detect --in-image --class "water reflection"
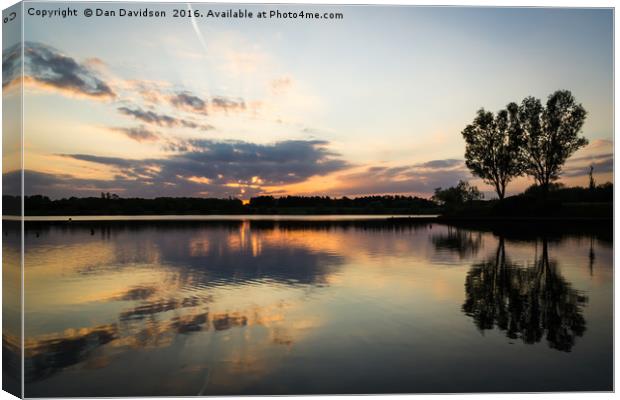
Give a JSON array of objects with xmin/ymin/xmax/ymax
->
[
  {"xmin": 32, "ymin": 221, "xmax": 346, "ymax": 287},
  {"xmin": 3, "ymin": 220, "xmax": 22, "ymax": 395},
  {"xmin": 24, "ymin": 221, "xmax": 351, "ymax": 389},
  {"xmin": 431, "ymin": 227, "xmax": 482, "ymax": 258},
  {"xmin": 26, "ymin": 324, "xmax": 118, "ymax": 383},
  {"xmin": 22, "ymin": 220, "xmax": 612, "ymax": 395},
  {"xmin": 461, "ymin": 238, "xmax": 587, "ymax": 352}
]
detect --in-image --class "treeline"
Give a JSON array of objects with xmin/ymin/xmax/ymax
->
[
  {"xmin": 434, "ymin": 181, "xmax": 613, "ymax": 219},
  {"xmin": 249, "ymin": 195, "xmax": 437, "ymax": 212},
  {"xmin": 4, "ymin": 194, "xmax": 440, "ymax": 216},
  {"xmin": 523, "ymin": 181, "xmax": 613, "ymax": 203},
  {"xmin": 2, "ymin": 183, "xmax": 611, "ymax": 217},
  {"xmin": 13, "ymin": 195, "xmax": 244, "ymax": 216}
]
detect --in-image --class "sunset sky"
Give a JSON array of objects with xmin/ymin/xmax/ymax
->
[{"xmin": 3, "ymin": 4, "xmax": 613, "ymax": 199}]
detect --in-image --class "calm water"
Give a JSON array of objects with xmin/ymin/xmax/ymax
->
[{"xmin": 8, "ymin": 218, "xmax": 613, "ymax": 395}]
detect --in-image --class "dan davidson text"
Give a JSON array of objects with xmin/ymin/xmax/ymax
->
[{"xmin": 95, "ymin": 8, "xmax": 167, "ymax": 17}]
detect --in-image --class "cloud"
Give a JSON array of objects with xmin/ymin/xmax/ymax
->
[
  {"xmin": 123, "ymin": 79, "xmax": 171, "ymax": 105},
  {"xmin": 109, "ymin": 126, "xmax": 160, "ymax": 142},
  {"xmin": 169, "ymin": 92, "xmax": 208, "ymax": 114},
  {"xmin": 65, "ymin": 154, "xmax": 140, "ymax": 169},
  {"xmin": 413, "ymin": 159, "xmax": 463, "ymax": 169},
  {"xmin": 117, "ymin": 106, "xmax": 213, "ymax": 131},
  {"xmin": 3, "ymin": 42, "xmax": 115, "ymax": 99},
  {"xmin": 568, "ymin": 152, "xmax": 613, "ymax": 164},
  {"xmin": 18, "ymin": 140, "xmax": 349, "ymax": 198},
  {"xmin": 127, "ymin": 83, "xmax": 253, "ymax": 118},
  {"xmin": 563, "ymin": 153, "xmax": 613, "ymax": 178},
  {"xmin": 122, "ymin": 80, "xmax": 257, "ymax": 121},
  {"xmin": 333, "ymin": 159, "xmax": 470, "ymax": 196},
  {"xmin": 179, "ymin": 139, "xmax": 350, "ymax": 185},
  {"xmin": 117, "ymin": 106, "xmax": 176, "ymax": 127},
  {"xmin": 561, "ymin": 139, "xmax": 614, "ymax": 178},
  {"xmin": 270, "ymin": 77, "xmax": 293, "ymax": 94},
  {"xmin": 6, "ymin": 170, "xmax": 131, "ymax": 199},
  {"xmin": 2, "ymin": 43, "xmax": 21, "ymax": 88},
  {"xmin": 210, "ymin": 96, "xmax": 246, "ymax": 113}
]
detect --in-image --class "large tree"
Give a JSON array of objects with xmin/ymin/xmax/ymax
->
[
  {"xmin": 461, "ymin": 103, "xmax": 524, "ymax": 200},
  {"xmin": 518, "ymin": 90, "xmax": 588, "ymax": 193}
]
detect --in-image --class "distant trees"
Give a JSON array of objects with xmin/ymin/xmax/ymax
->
[
  {"xmin": 249, "ymin": 195, "xmax": 438, "ymax": 213},
  {"xmin": 462, "ymin": 90, "xmax": 588, "ymax": 198},
  {"xmin": 17, "ymin": 194, "xmax": 440, "ymax": 216},
  {"xmin": 432, "ymin": 180, "xmax": 483, "ymax": 206},
  {"xmin": 101, "ymin": 192, "xmax": 119, "ymax": 200}
]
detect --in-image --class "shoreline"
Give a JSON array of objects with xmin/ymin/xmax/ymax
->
[
  {"xmin": 2, "ymin": 214, "xmax": 611, "ymax": 223},
  {"xmin": 3, "ymin": 214, "xmax": 437, "ymax": 222}
]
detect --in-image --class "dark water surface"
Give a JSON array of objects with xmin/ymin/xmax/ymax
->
[{"xmin": 12, "ymin": 218, "xmax": 612, "ymax": 396}]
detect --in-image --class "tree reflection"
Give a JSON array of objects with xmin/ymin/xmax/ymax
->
[
  {"xmin": 432, "ymin": 227, "xmax": 482, "ymax": 258},
  {"xmin": 589, "ymin": 237, "xmax": 595, "ymax": 277},
  {"xmin": 462, "ymin": 237, "xmax": 587, "ymax": 352}
]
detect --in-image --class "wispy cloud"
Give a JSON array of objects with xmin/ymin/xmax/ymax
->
[
  {"xmin": 117, "ymin": 106, "xmax": 213, "ymax": 131},
  {"xmin": 562, "ymin": 139, "xmax": 614, "ymax": 178},
  {"xmin": 109, "ymin": 126, "xmax": 160, "ymax": 143},
  {"xmin": 332, "ymin": 159, "xmax": 470, "ymax": 196},
  {"xmin": 210, "ymin": 96, "xmax": 246, "ymax": 113},
  {"xmin": 270, "ymin": 77, "xmax": 293, "ymax": 95}
]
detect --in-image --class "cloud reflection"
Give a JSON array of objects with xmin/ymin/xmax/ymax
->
[{"xmin": 21, "ymin": 220, "xmax": 608, "ymax": 395}]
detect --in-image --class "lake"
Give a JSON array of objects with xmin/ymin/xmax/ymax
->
[{"xmin": 6, "ymin": 217, "xmax": 613, "ymax": 396}]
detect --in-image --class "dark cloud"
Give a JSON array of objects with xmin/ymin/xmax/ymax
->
[
  {"xmin": 16, "ymin": 140, "xmax": 349, "ymax": 198},
  {"xmin": 60, "ymin": 154, "xmax": 162, "ymax": 182},
  {"xmin": 335, "ymin": 159, "xmax": 470, "ymax": 196},
  {"xmin": 178, "ymin": 139, "xmax": 349, "ymax": 185},
  {"xmin": 62, "ymin": 154, "xmax": 138, "ymax": 169},
  {"xmin": 14, "ymin": 152, "xmax": 466, "ymax": 199},
  {"xmin": 140, "ymin": 88, "xmax": 249, "ymax": 117},
  {"xmin": 210, "ymin": 96, "xmax": 246, "ymax": 113},
  {"xmin": 2, "ymin": 43, "xmax": 21, "ymax": 88},
  {"xmin": 170, "ymin": 92, "xmax": 207, "ymax": 114},
  {"xmin": 110, "ymin": 126, "xmax": 160, "ymax": 142},
  {"xmin": 124, "ymin": 83, "xmax": 252, "ymax": 121},
  {"xmin": 3, "ymin": 42, "xmax": 114, "ymax": 99},
  {"xmin": 117, "ymin": 106, "xmax": 213, "ymax": 131}
]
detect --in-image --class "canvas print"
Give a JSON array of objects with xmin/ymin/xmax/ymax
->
[{"xmin": 1, "ymin": 1, "xmax": 614, "ymax": 397}]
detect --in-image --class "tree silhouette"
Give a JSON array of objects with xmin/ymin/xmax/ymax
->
[
  {"xmin": 432, "ymin": 180, "xmax": 482, "ymax": 206},
  {"xmin": 462, "ymin": 237, "xmax": 587, "ymax": 352},
  {"xmin": 462, "ymin": 103, "xmax": 524, "ymax": 199},
  {"xmin": 518, "ymin": 90, "xmax": 588, "ymax": 194},
  {"xmin": 589, "ymin": 165, "xmax": 596, "ymax": 191}
]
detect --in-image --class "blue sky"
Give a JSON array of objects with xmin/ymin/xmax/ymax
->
[{"xmin": 4, "ymin": 4, "xmax": 613, "ymax": 198}]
